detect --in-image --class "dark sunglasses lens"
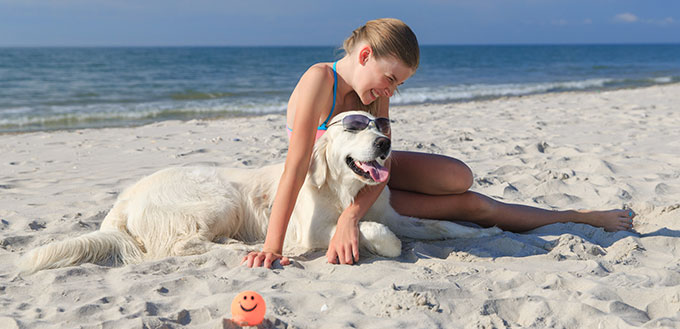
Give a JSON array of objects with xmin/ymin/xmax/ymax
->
[
  {"xmin": 343, "ymin": 115, "xmax": 370, "ymax": 131},
  {"xmin": 375, "ymin": 118, "xmax": 391, "ymax": 134}
]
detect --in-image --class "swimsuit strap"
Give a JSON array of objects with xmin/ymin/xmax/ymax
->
[{"xmin": 318, "ymin": 61, "xmax": 338, "ymax": 130}]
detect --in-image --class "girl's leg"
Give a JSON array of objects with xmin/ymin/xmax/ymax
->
[
  {"xmin": 388, "ymin": 151, "xmax": 635, "ymax": 232},
  {"xmin": 388, "ymin": 189, "xmax": 633, "ymax": 232},
  {"xmin": 388, "ymin": 151, "xmax": 474, "ymax": 195}
]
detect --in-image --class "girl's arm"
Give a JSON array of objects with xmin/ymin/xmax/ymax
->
[
  {"xmin": 326, "ymin": 97, "xmax": 391, "ymax": 265},
  {"xmin": 326, "ymin": 161, "xmax": 391, "ymax": 264},
  {"xmin": 243, "ymin": 65, "xmax": 334, "ymax": 268}
]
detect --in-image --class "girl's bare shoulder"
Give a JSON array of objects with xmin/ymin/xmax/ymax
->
[
  {"xmin": 288, "ymin": 63, "xmax": 335, "ymax": 117},
  {"xmin": 298, "ymin": 62, "xmax": 335, "ymax": 86}
]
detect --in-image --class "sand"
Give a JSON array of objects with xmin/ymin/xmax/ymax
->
[{"xmin": 1, "ymin": 84, "xmax": 680, "ymax": 328}]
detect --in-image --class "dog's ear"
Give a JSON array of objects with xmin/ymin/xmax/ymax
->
[{"xmin": 308, "ymin": 136, "xmax": 329, "ymax": 188}]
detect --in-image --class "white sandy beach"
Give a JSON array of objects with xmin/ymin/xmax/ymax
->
[{"xmin": 1, "ymin": 84, "xmax": 680, "ymax": 328}]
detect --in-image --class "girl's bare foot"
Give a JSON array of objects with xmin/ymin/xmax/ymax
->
[{"xmin": 577, "ymin": 209, "xmax": 636, "ymax": 232}]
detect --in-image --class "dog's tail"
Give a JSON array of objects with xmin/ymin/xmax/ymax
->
[{"xmin": 17, "ymin": 229, "xmax": 144, "ymax": 274}]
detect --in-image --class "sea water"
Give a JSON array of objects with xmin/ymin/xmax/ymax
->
[{"xmin": 1, "ymin": 44, "xmax": 679, "ymax": 132}]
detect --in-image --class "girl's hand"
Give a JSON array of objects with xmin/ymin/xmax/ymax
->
[
  {"xmin": 326, "ymin": 218, "xmax": 360, "ymax": 265},
  {"xmin": 242, "ymin": 250, "xmax": 290, "ymax": 268}
]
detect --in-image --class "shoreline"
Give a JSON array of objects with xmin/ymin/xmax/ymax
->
[
  {"xmin": 2, "ymin": 82, "xmax": 679, "ymax": 136},
  {"xmin": 1, "ymin": 83, "xmax": 679, "ymax": 328}
]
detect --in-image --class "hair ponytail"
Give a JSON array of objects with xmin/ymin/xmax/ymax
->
[{"xmin": 343, "ymin": 18, "xmax": 419, "ymax": 70}]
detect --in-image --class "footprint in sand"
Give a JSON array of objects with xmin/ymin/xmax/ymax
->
[{"xmin": 28, "ymin": 220, "xmax": 46, "ymax": 231}]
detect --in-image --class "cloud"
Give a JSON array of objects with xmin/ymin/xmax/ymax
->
[
  {"xmin": 653, "ymin": 17, "xmax": 675, "ymax": 26},
  {"xmin": 548, "ymin": 18, "xmax": 595, "ymax": 26},
  {"xmin": 614, "ymin": 13, "xmax": 638, "ymax": 23},
  {"xmin": 551, "ymin": 19, "xmax": 568, "ymax": 26},
  {"xmin": 613, "ymin": 13, "xmax": 676, "ymax": 26}
]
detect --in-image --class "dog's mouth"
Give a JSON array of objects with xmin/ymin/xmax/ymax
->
[{"xmin": 346, "ymin": 156, "xmax": 389, "ymax": 183}]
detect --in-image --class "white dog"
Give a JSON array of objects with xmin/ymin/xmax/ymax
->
[{"xmin": 18, "ymin": 111, "xmax": 501, "ymax": 273}]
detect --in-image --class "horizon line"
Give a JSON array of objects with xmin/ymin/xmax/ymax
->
[{"xmin": 1, "ymin": 41, "xmax": 680, "ymax": 48}]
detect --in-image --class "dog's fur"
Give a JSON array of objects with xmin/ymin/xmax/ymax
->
[{"xmin": 18, "ymin": 111, "xmax": 501, "ymax": 273}]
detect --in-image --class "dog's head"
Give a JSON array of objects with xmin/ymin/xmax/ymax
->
[{"xmin": 309, "ymin": 111, "xmax": 391, "ymax": 192}]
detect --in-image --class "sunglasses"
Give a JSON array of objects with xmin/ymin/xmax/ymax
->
[{"xmin": 328, "ymin": 114, "xmax": 391, "ymax": 135}]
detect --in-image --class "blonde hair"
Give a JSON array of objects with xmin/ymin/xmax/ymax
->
[
  {"xmin": 342, "ymin": 18, "xmax": 420, "ymax": 115},
  {"xmin": 343, "ymin": 18, "xmax": 420, "ymax": 70}
]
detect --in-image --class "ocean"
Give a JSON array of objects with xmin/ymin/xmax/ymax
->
[{"xmin": 1, "ymin": 44, "xmax": 679, "ymax": 133}]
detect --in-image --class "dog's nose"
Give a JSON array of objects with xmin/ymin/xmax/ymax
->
[{"xmin": 374, "ymin": 137, "xmax": 391, "ymax": 158}]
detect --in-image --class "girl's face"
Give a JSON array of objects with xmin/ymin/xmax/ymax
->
[{"xmin": 355, "ymin": 47, "xmax": 415, "ymax": 105}]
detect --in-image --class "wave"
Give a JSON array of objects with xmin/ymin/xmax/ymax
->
[
  {"xmin": 390, "ymin": 76, "xmax": 679, "ymax": 105},
  {"xmin": 2, "ymin": 75, "xmax": 677, "ymax": 133},
  {"xmin": 170, "ymin": 90, "xmax": 286, "ymax": 101},
  {"xmin": 170, "ymin": 91, "xmax": 237, "ymax": 100},
  {"xmin": 652, "ymin": 76, "xmax": 673, "ymax": 83},
  {"xmin": 0, "ymin": 100, "xmax": 287, "ymax": 133}
]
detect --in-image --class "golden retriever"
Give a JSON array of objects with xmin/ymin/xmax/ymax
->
[{"xmin": 18, "ymin": 111, "xmax": 500, "ymax": 273}]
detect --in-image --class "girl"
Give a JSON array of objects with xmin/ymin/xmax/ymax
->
[{"xmin": 243, "ymin": 18, "xmax": 635, "ymax": 268}]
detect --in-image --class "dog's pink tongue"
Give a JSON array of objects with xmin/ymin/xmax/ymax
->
[{"xmin": 357, "ymin": 161, "xmax": 389, "ymax": 183}]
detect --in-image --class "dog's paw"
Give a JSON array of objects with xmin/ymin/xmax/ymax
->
[
  {"xmin": 372, "ymin": 233, "xmax": 402, "ymax": 258},
  {"xmin": 359, "ymin": 222, "xmax": 402, "ymax": 258}
]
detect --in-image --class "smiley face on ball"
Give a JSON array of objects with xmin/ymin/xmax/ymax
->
[{"xmin": 230, "ymin": 291, "xmax": 266, "ymax": 326}]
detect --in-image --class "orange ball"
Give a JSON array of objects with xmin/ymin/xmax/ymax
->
[{"xmin": 230, "ymin": 291, "xmax": 266, "ymax": 326}]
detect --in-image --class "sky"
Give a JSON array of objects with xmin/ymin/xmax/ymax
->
[{"xmin": 0, "ymin": 0, "xmax": 678, "ymax": 47}]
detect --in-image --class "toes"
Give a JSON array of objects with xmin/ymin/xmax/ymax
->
[
  {"xmin": 619, "ymin": 218, "xmax": 634, "ymax": 230},
  {"xmin": 608, "ymin": 215, "xmax": 635, "ymax": 231},
  {"xmin": 618, "ymin": 218, "xmax": 633, "ymax": 227},
  {"xmin": 616, "ymin": 209, "xmax": 636, "ymax": 220}
]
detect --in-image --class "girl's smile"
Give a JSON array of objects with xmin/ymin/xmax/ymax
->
[{"xmin": 355, "ymin": 48, "xmax": 414, "ymax": 105}]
